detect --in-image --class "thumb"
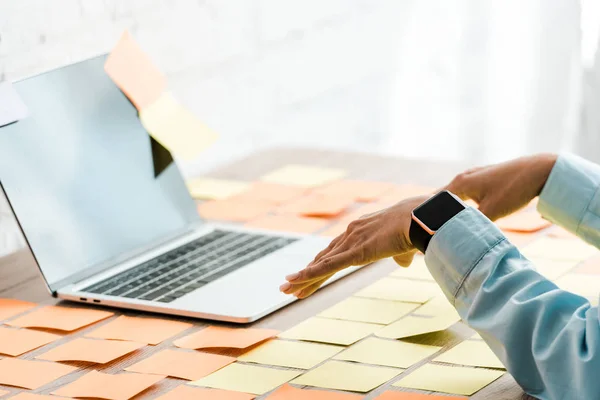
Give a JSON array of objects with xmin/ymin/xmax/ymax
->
[{"xmin": 393, "ymin": 251, "xmax": 416, "ymax": 267}]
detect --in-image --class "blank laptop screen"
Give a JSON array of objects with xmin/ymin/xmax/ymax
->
[{"xmin": 0, "ymin": 55, "xmax": 200, "ymax": 289}]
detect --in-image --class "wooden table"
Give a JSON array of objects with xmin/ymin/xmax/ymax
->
[{"xmin": 0, "ymin": 148, "xmax": 532, "ymax": 399}]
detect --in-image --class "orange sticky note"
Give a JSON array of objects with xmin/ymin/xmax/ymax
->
[
  {"xmin": 8, "ymin": 394, "xmax": 67, "ymax": 400},
  {"xmin": 0, "ymin": 298, "xmax": 37, "ymax": 321},
  {"xmin": 278, "ymin": 194, "xmax": 352, "ymax": 218},
  {"xmin": 104, "ymin": 31, "xmax": 166, "ymax": 110},
  {"xmin": 36, "ymin": 337, "xmax": 144, "ymax": 364},
  {"xmin": 7, "ymin": 306, "xmax": 113, "ymax": 332},
  {"xmin": 52, "ymin": 370, "xmax": 164, "ymax": 400},
  {"xmin": 85, "ymin": 315, "xmax": 192, "ymax": 345},
  {"xmin": 245, "ymin": 215, "xmax": 329, "ymax": 234},
  {"xmin": 235, "ymin": 182, "xmax": 308, "ymax": 205},
  {"xmin": 0, "ymin": 358, "xmax": 77, "ymax": 389},
  {"xmin": 125, "ymin": 348, "xmax": 235, "ymax": 380},
  {"xmin": 496, "ymin": 212, "xmax": 551, "ymax": 233},
  {"xmin": 156, "ymin": 385, "xmax": 255, "ymax": 400},
  {"xmin": 0, "ymin": 327, "xmax": 60, "ymax": 356},
  {"xmin": 314, "ymin": 180, "xmax": 397, "ymax": 202},
  {"xmin": 174, "ymin": 326, "xmax": 278, "ymax": 350},
  {"xmin": 198, "ymin": 199, "xmax": 272, "ymax": 222},
  {"xmin": 266, "ymin": 383, "xmax": 363, "ymax": 399},
  {"xmin": 373, "ymin": 391, "xmax": 466, "ymax": 400}
]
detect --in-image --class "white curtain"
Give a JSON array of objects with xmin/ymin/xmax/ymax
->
[{"xmin": 384, "ymin": 0, "xmax": 592, "ymax": 165}]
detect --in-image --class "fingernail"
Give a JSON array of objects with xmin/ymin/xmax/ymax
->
[
  {"xmin": 286, "ymin": 273, "xmax": 300, "ymax": 281},
  {"xmin": 279, "ymin": 282, "xmax": 291, "ymax": 292}
]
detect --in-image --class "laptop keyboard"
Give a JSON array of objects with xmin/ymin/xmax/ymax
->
[{"xmin": 82, "ymin": 230, "xmax": 297, "ymax": 303}]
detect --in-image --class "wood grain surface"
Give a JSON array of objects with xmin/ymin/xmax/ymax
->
[{"xmin": 0, "ymin": 148, "xmax": 535, "ymax": 399}]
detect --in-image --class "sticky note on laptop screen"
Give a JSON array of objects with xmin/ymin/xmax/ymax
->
[
  {"xmin": 104, "ymin": 31, "xmax": 166, "ymax": 110},
  {"xmin": 140, "ymin": 92, "xmax": 218, "ymax": 160},
  {"xmin": 260, "ymin": 165, "xmax": 347, "ymax": 187},
  {"xmin": 0, "ymin": 82, "xmax": 29, "ymax": 127}
]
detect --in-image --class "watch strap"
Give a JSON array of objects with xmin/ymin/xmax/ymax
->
[{"xmin": 409, "ymin": 218, "xmax": 432, "ymax": 253}]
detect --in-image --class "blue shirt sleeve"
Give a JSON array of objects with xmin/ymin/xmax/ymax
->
[{"xmin": 425, "ymin": 154, "xmax": 600, "ymax": 400}]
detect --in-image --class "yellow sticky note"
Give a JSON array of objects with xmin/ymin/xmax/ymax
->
[
  {"xmin": 191, "ymin": 363, "xmax": 300, "ymax": 395},
  {"xmin": 279, "ymin": 317, "xmax": 382, "ymax": 346},
  {"xmin": 238, "ymin": 339, "xmax": 342, "ymax": 369},
  {"xmin": 356, "ymin": 278, "xmax": 442, "ymax": 304},
  {"xmin": 319, "ymin": 297, "xmax": 418, "ymax": 325},
  {"xmin": 156, "ymin": 386, "xmax": 255, "ymax": 400},
  {"xmin": 393, "ymin": 364, "xmax": 504, "ymax": 396},
  {"xmin": 186, "ymin": 178, "xmax": 250, "ymax": 200},
  {"xmin": 389, "ymin": 256, "xmax": 435, "ymax": 281},
  {"xmin": 334, "ymin": 337, "xmax": 441, "ymax": 369},
  {"xmin": 140, "ymin": 93, "xmax": 218, "ymax": 160},
  {"xmin": 527, "ymin": 256, "xmax": 578, "ymax": 280},
  {"xmin": 434, "ymin": 340, "xmax": 504, "ymax": 369},
  {"xmin": 415, "ymin": 297, "xmax": 460, "ymax": 319},
  {"xmin": 376, "ymin": 315, "xmax": 459, "ymax": 339},
  {"xmin": 291, "ymin": 360, "xmax": 402, "ymax": 393},
  {"xmin": 260, "ymin": 165, "xmax": 347, "ymax": 187},
  {"xmin": 555, "ymin": 274, "xmax": 600, "ymax": 297},
  {"xmin": 521, "ymin": 237, "xmax": 598, "ymax": 262}
]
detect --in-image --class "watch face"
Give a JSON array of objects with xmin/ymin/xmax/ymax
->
[{"xmin": 413, "ymin": 191, "xmax": 465, "ymax": 231}]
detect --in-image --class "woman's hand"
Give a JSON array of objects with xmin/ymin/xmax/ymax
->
[
  {"xmin": 445, "ymin": 153, "xmax": 557, "ymax": 221},
  {"xmin": 280, "ymin": 195, "xmax": 428, "ymax": 298}
]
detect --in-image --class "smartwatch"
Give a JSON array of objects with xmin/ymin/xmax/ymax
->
[{"xmin": 409, "ymin": 190, "xmax": 466, "ymax": 253}]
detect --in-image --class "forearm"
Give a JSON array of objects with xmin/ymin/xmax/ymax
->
[{"xmin": 426, "ymin": 208, "xmax": 600, "ymax": 399}]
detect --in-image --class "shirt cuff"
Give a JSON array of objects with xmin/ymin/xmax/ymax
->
[
  {"xmin": 537, "ymin": 153, "xmax": 600, "ymax": 235},
  {"xmin": 424, "ymin": 207, "xmax": 506, "ymax": 303}
]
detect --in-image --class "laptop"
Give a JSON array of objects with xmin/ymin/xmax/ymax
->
[{"xmin": 0, "ymin": 55, "xmax": 360, "ymax": 323}]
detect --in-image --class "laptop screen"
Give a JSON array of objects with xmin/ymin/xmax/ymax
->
[{"xmin": 0, "ymin": 55, "xmax": 200, "ymax": 290}]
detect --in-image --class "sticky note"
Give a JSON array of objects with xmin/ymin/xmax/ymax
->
[
  {"xmin": 104, "ymin": 31, "xmax": 166, "ymax": 110},
  {"xmin": 318, "ymin": 297, "xmax": 418, "ymax": 325},
  {"xmin": 52, "ymin": 370, "xmax": 164, "ymax": 400},
  {"xmin": 85, "ymin": 315, "xmax": 192, "ymax": 345},
  {"xmin": 555, "ymin": 274, "xmax": 600, "ymax": 297},
  {"xmin": 235, "ymin": 182, "xmax": 308, "ymax": 205},
  {"xmin": 434, "ymin": 340, "xmax": 504, "ymax": 369},
  {"xmin": 0, "ymin": 298, "xmax": 37, "ymax": 321},
  {"xmin": 261, "ymin": 165, "xmax": 347, "ymax": 187},
  {"xmin": 495, "ymin": 212, "xmax": 551, "ymax": 233},
  {"xmin": 575, "ymin": 255, "xmax": 600, "ymax": 275},
  {"xmin": 313, "ymin": 180, "xmax": 397, "ymax": 202},
  {"xmin": 334, "ymin": 337, "xmax": 441, "ymax": 369},
  {"xmin": 389, "ymin": 257, "xmax": 434, "ymax": 281},
  {"xmin": 392, "ymin": 364, "xmax": 504, "ymax": 396},
  {"xmin": 36, "ymin": 337, "xmax": 144, "ymax": 364},
  {"xmin": 527, "ymin": 256, "xmax": 577, "ymax": 280},
  {"xmin": 278, "ymin": 194, "xmax": 353, "ymax": 218},
  {"xmin": 291, "ymin": 360, "xmax": 402, "ymax": 393},
  {"xmin": 415, "ymin": 297, "xmax": 460, "ymax": 319},
  {"xmin": 279, "ymin": 317, "xmax": 381, "ymax": 345},
  {"xmin": 373, "ymin": 391, "xmax": 467, "ymax": 400},
  {"xmin": 174, "ymin": 326, "xmax": 279, "ymax": 350},
  {"xmin": 0, "ymin": 358, "xmax": 77, "ymax": 389},
  {"xmin": 238, "ymin": 339, "xmax": 342, "ymax": 369},
  {"xmin": 521, "ymin": 237, "xmax": 598, "ymax": 262},
  {"xmin": 156, "ymin": 385, "xmax": 255, "ymax": 400},
  {"xmin": 187, "ymin": 178, "xmax": 250, "ymax": 200},
  {"xmin": 125, "ymin": 348, "xmax": 235, "ymax": 380},
  {"xmin": 356, "ymin": 278, "xmax": 441, "ymax": 304},
  {"xmin": 7, "ymin": 305, "xmax": 113, "ymax": 331},
  {"xmin": 191, "ymin": 363, "xmax": 300, "ymax": 395},
  {"xmin": 0, "ymin": 327, "xmax": 60, "ymax": 356},
  {"xmin": 198, "ymin": 199, "xmax": 272, "ymax": 223},
  {"xmin": 376, "ymin": 315, "xmax": 459, "ymax": 339},
  {"xmin": 0, "ymin": 82, "xmax": 29, "ymax": 127},
  {"xmin": 245, "ymin": 215, "xmax": 329, "ymax": 234},
  {"xmin": 140, "ymin": 93, "xmax": 218, "ymax": 160},
  {"xmin": 266, "ymin": 383, "xmax": 363, "ymax": 399}
]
